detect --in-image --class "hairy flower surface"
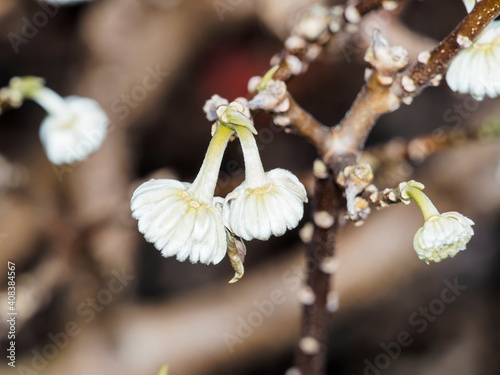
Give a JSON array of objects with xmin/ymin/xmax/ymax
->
[
  {"xmin": 414, "ymin": 212, "xmax": 474, "ymax": 263},
  {"xmin": 446, "ymin": 1, "xmax": 500, "ymax": 100},
  {"xmin": 131, "ymin": 179, "xmax": 227, "ymax": 264},
  {"xmin": 223, "ymin": 125, "xmax": 307, "ymax": 241},
  {"xmin": 131, "ymin": 125, "xmax": 233, "ymax": 265},
  {"xmin": 400, "ymin": 181, "xmax": 474, "ymax": 263}
]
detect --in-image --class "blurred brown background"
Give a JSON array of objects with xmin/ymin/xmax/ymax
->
[{"xmin": 0, "ymin": 0, "xmax": 499, "ymax": 374}]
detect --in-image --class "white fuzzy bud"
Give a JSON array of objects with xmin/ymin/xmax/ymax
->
[{"xmin": 414, "ymin": 212, "xmax": 474, "ymax": 263}]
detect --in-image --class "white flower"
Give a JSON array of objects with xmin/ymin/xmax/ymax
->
[
  {"xmin": 400, "ymin": 180, "xmax": 474, "ymax": 263},
  {"xmin": 224, "ymin": 168, "xmax": 308, "ymax": 241},
  {"xmin": 131, "ymin": 179, "xmax": 227, "ymax": 264},
  {"xmin": 131, "ymin": 124, "xmax": 234, "ymax": 265},
  {"xmin": 37, "ymin": 91, "xmax": 108, "ymax": 165},
  {"xmin": 221, "ymin": 114, "xmax": 307, "ymax": 241},
  {"xmin": 414, "ymin": 212, "xmax": 474, "ymax": 263},
  {"xmin": 9, "ymin": 77, "xmax": 108, "ymax": 165},
  {"xmin": 445, "ymin": 2, "xmax": 500, "ymax": 100}
]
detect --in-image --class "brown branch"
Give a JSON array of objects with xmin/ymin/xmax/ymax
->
[
  {"xmin": 290, "ymin": 3, "xmax": 500, "ymax": 372},
  {"xmin": 360, "ymin": 184, "xmax": 402, "ymax": 209},
  {"xmin": 328, "ymin": 72, "xmax": 400, "ymax": 159},
  {"xmin": 353, "ymin": 0, "xmax": 405, "ymax": 15},
  {"xmin": 0, "ymin": 87, "xmax": 22, "ymax": 114},
  {"xmin": 296, "ymin": 170, "xmax": 343, "ymax": 375},
  {"xmin": 406, "ymin": 0, "xmax": 500, "ymax": 94},
  {"xmin": 247, "ymin": 2, "xmax": 500, "ymax": 374},
  {"xmin": 365, "ymin": 125, "xmax": 484, "ymax": 166},
  {"xmin": 271, "ymin": 1, "xmax": 402, "ymax": 83},
  {"xmin": 323, "ymin": 0, "xmax": 500, "ymax": 171},
  {"xmin": 282, "ymin": 93, "xmax": 331, "ymax": 147}
]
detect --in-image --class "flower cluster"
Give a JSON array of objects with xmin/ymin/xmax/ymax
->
[
  {"xmin": 131, "ymin": 99, "xmax": 308, "ymax": 280},
  {"xmin": 399, "ymin": 181, "xmax": 474, "ymax": 263},
  {"xmin": 445, "ymin": 0, "xmax": 500, "ymax": 100},
  {"xmin": 9, "ymin": 76, "xmax": 108, "ymax": 165}
]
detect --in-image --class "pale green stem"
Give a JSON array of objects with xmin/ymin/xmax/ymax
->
[
  {"xmin": 235, "ymin": 126, "xmax": 268, "ymax": 189},
  {"xmin": 10, "ymin": 77, "xmax": 69, "ymax": 117},
  {"xmin": 31, "ymin": 87, "xmax": 70, "ymax": 117},
  {"xmin": 404, "ymin": 186, "xmax": 440, "ymax": 221},
  {"xmin": 189, "ymin": 125, "xmax": 234, "ymax": 203},
  {"xmin": 257, "ymin": 65, "xmax": 279, "ymax": 91}
]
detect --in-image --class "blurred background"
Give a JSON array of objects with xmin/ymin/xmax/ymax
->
[{"xmin": 0, "ymin": 0, "xmax": 499, "ymax": 374}]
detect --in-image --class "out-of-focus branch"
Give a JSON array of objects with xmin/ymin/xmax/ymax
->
[
  {"xmin": 0, "ymin": 154, "xmax": 29, "ymax": 192},
  {"xmin": 0, "ymin": 86, "xmax": 22, "ymax": 114},
  {"xmin": 0, "ymin": 257, "xmax": 70, "ymax": 334},
  {"xmin": 270, "ymin": 1, "xmax": 403, "ymax": 83},
  {"xmin": 365, "ymin": 121, "xmax": 500, "ymax": 168},
  {"xmin": 353, "ymin": 0, "xmax": 405, "ymax": 15}
]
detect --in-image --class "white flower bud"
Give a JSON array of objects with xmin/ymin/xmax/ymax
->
[
  {"xmin": 400, "ymin": 180, "xmax": 474, "ymax": 263},
  {"xmin": 295, "ymin": 5, "xmax": 330, "ymax": 41},
  {"xmin": 414, "ymin": 212, "xmax": 474, "ymax": 263},
  {"xmin": 216, "ymin": 101, "xmax": 256, "ymax": 134},
  {"xmin": 203, "ymin": 94, "xmax": 229, "ymax": 121}
]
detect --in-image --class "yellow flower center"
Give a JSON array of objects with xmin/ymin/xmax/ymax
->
[
  {"xmin": 246, "ymin": 184, "xmax": 272, "ymax": 195},
  {"xmin": 181, "ymin": 191, "xmax": 202, "ymax": 208},
  {"xmin": 189, "ymin": 200, "xmax": 200, "ymax": 208}
]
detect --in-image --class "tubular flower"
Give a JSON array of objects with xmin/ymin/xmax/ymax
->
[
  {"xmin": 400, "ymin": 181, "xmax": 474, "ymax": 264},
  {"xmin": 131, "ymin": 125, "xmax": 233, "ymax": 265},
  {"xmin": 221, "ymin": 106, "xmax": 308, "ymax": 241},
  {"xmin": 10, "ymin": 76, "xmax": 108, "ymax": 165},
  {"xmin": 445, "ymin": 1, "xmax": 500, "ymax": 100}
]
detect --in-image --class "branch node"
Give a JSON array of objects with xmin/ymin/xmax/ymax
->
[
  {"xmin": 299, "ymin": 336, "xmax": 321, "ymax": 355},
  {"xmin": 364, "ymin": 29, "xmax": 408, "ymax": 86},
  {"xmin": 313, "ymin": 210, "xmax": 335, "ymax": 229}
]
